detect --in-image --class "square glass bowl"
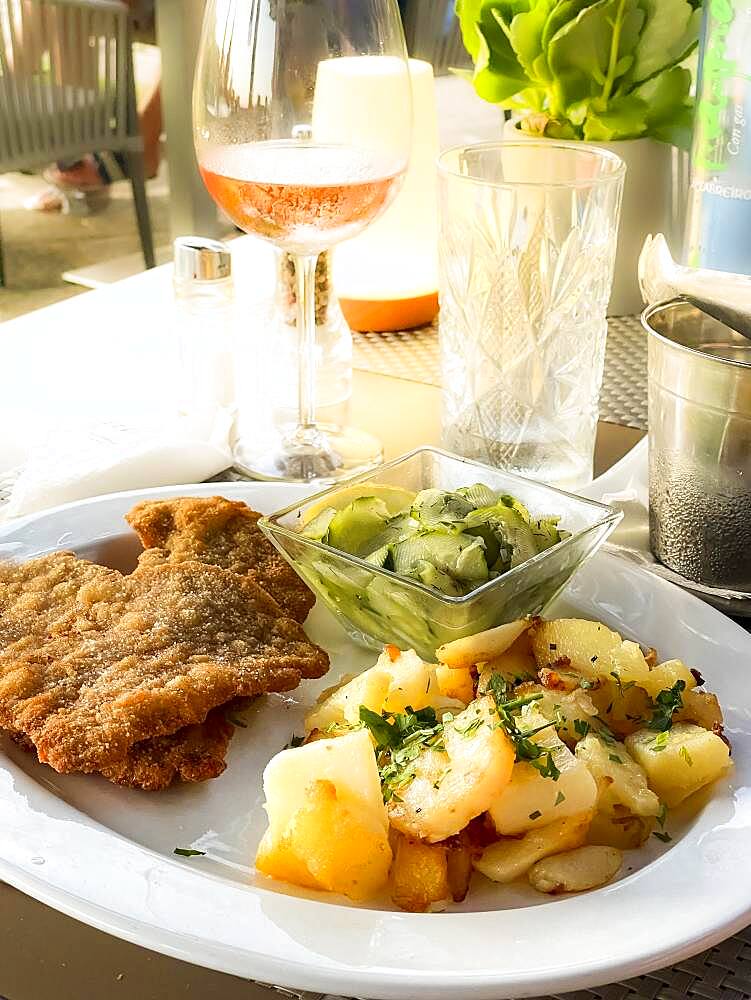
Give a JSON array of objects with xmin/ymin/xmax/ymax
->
[{"xmin": 260, "ymin": 448, "xmax": 621, "ymax": 660}]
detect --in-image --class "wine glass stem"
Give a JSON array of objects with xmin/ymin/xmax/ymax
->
[{"xmin": 295, "ymin": 252, "xmax": 318, "ymax": 432}]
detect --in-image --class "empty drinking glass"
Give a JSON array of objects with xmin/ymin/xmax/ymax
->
[{"xmin": 438, "ymin": 142, "xmax": 625, "ymax": 491}]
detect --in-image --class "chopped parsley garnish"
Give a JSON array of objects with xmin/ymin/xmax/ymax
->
[
  {"xmin": 657, "ymin": 802, "xmax": 668, "ymax": 827},
  {"xmin": 652, "ymin": 831, "xmax": 672, "ymax": 843},
  {"xmin": 555, "ymin": 790, "xmax": 566, "ymax": 806},
  {"xmin": 580, "ymin": 677, "xmax": 595, "ymax": 689},
  {"xmin": 574, "ymin": 719, "xmax": 590, "ymax": 738},
  {"xmin": 360, "ymin": 704, "xmax": 446, "ymax": 803},
  {"xmin": 173, "ymin": 848, "xmax": 206, "ymax": 857},
  {"xmin": 648, "ymin": 680, "xmax": 685, "ymax": 732},
  {"xmin": 608, "ymin": 753, "xmax": 623, "ymax": 765},
  {"xmin": 529, "ymin": 809, "xmax": 542, "ymax": 820},
  {"xmin": 284, "ymin": 734, "xmax": 306, "ymax": 749},
  {"xmin": 679, "ymin": 745, "xmax": 693, "ymax": 767},
  {"xmin": 590, "ymin": 656, "xmax": 598, "ymax": 663},
  {"xmin": 457, "ymin": 718, "xmax": 483, "ymax": 737},
  {"xmin": 487, "ymin": 673, "xmax": 560, "ymax": 780},
  {"xmin": 359, "ymin": 705, "xmax": 402, "ymax": 749},
  {"xmin": 610, "ymin": 671, "xmax": 636, "ymax": 697},
  {"xmin": 594, "ymin": 721, "xmax": 618, "ymax": 745},
  {"xmin": 652, "ymin": 730, "xmax": 670, "ymax": 752}
]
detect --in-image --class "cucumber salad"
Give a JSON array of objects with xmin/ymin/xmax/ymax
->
[{"xmin": 301, "ymin": 484, "xmax": 567, "ymax": 598}]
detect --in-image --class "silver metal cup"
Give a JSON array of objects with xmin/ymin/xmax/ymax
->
[{"xmin": 644, "ymin": 299, "xmax": 751, "ymax": 590}]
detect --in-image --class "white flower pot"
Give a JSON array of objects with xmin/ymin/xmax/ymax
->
[{"xmin": 503, "ymin": 120, "xmax": 684, "ymax": 315}]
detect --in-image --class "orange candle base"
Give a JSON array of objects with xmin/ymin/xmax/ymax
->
[{"xmin": 339, "ymin": 292, "xmax": 439, "ymax": 332}]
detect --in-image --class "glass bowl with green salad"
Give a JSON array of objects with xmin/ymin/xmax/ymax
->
[{"xmin": 259, "ymin": 448, "xmax": 621, "ymax": 660}]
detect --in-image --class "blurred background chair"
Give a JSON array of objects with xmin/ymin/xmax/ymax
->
[{"xmin": 0, "ymin": 0, "xmax": 154, "ymax": 286}]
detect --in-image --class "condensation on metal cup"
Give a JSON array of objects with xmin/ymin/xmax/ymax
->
[{"xmin": 644, "ymin": 299, "xmax": 751, "ymax": 591}]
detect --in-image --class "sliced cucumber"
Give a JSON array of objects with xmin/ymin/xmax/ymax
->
[
  {"xmin": 499, "ymin": 493, "xmax": 533, "ymax": 523},
  {"xmin": 364, "ymin": 544, "xmax": 391, "ymax": 568},
  {"xmin": 362, "ymin": 511, "xmax": 417, "ymax": 555},
  {"xmin": 414, "ymin": 559, "xmax": 464, "ymax": 597},
  {"xmin": 300, "ymin": 506, "xmax": 337, "ymax": 542},
  {"xmin": 532, "ymin": 515, "xmax": 563, "ymax": 552},
  {"xmin": 327, "ymin": 496, "xmax": 390, "ymax": 556},
  {"xmin": 410, "ymin": 488, "xmax": 474, "ymax": 526},
  {"xmin": 456, "ymin": 483, "xmax": 497, "ymax": 507},
  {"xmin": 391, "ymin": 530, "xmax": 488, "ymax": 591}
]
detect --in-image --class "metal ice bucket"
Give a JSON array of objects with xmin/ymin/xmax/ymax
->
[{"xmin": 644, "ymin": 299, "xmax": 751, "ymax": 591}]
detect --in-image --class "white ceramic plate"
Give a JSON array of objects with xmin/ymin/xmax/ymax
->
[{"xmin": 0, "ymin": 482, "xmax": 750, "ymax": 1000}]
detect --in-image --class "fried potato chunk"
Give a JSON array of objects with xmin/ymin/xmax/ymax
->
[
  {"xmin": 390, "ymin": 834, "xmax": 450, "ymax": 912},
  {"xmin": 256, "ymin": 729, "xmax": 391, "ymax": 901},
  {"xmin": 256, "ymin": 779, "xmax": 392, "ymax": 901},
  {"xmin": 474, "ymin": 813, "xmax": 592, "ymax": 884},
  {"xmin": 528, "ymin": 845, "xmax": 622, "ymax": 894},
  {"xmin": 625, "ymin": 723, "xmax": 731, "ymax": 807},
  {"xmin": 387, "ymin": 697, "xmax": 514, "ymax": 843}
]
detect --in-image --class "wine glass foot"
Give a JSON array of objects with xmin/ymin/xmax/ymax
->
[{"xmin": 233, "ymin": 423, "xmax": 383, "ymax": 484}]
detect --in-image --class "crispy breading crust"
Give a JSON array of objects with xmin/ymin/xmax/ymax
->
[
  {"xmin": 0, "ymin": 552, "xmax": 127, "ymax": 651},
  {"xmin": 98, "ymin": 706, "xmax": 235, "ymax": 791},
  {"xmin": 126, "ymin": 496, "xmax": 315, "ymax": 623},
  {"xmin": 10, "ymin": 705, "xmax": 245, "ymax": 792},
  {"xmin": 0, "ymin": 561, "xmax": 328, "ymax": 775}
]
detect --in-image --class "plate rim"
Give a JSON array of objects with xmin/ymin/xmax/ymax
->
[{"xmin": 1, "ymin": 480, "xmax": 750, "ymax": 1000}]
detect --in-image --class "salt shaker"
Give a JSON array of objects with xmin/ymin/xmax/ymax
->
[{"xmin": 172, "ymin": 237, "xmax": 235, "ymax": 419}]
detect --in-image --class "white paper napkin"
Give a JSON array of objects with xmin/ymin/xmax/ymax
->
[{"xmin": 0, "ymin": 409, "xmax": 234, "ymax": 522}]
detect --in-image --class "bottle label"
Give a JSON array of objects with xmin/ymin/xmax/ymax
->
[{"xmin": 685, "ymin": 0, "xmax": 751, "ymax": 271}]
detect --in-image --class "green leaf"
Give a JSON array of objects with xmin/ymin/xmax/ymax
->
[
  {"xmin": 547, "ymin": 0, "xmax": 645, "ymax": 110},
  {"xmin": 475, "ymin": 13, "xmax": 534, "ymax": 102},
  {"xmin": 632, "ymin": 0, "xmax": 702, "ymax": 82},
  {"xmin": 648, "ymin": 679, "xmax": 686, "ymax": 732},
  {"xmin": 359, "ymin": 705, "xmax": 399, "ymax": 748},
  {"xmin": 456, "ymin": 0, "xmax": 489, "ymax": 59},
  {"xmin": 510, "ymin": 0, "xmax": 556, "ymax": 78},
  {"xmin": 541, "ymin": 0, "xmax": 599, "ymax": 50},
  {"xmin": 583, "ymin": 92, "xmax": 649, "ymax": 140},
  {"xmin": 456, "ymin": 0, "xmax": 536, "ymax": 104},
  {"xmin": 633, "ymin": 66, "xmax": 694, "ymax": 148},
  {"xmin": 173, "ymin": 847, "xmax": 206, "ymax": 857}
]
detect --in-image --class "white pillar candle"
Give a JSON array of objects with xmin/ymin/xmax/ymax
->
[{"xmin": 313, "ymin": 57, "xmax": 439, "ymax": 331}]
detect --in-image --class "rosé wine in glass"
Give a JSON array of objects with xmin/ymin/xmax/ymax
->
[{"xmin": 199, "ymin": 141, "xmax": 403, "ymax": 255}]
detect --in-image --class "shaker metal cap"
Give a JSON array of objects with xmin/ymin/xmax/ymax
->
[{"xmin": 173, "ymin": 236, "xmax": 231, "ymax": 281}]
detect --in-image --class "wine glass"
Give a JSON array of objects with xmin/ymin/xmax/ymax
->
[{"xmin": 193, "ymin": 0, "xmax": 412, "ymax": 482}]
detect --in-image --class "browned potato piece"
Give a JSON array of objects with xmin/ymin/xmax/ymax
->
[
  {"xmin": 528, "ymin": 845, "xmax": 622, "ymax": 894},
  {"xmin": 256, "ymin": 779, "xmax": 392, "ymax": 902},
  {"xmin": 530, "ymin": 619, "xmax": 622, "ymax": 677},
  {"xmin": 474, "ymin": 813, "xmax": 592, "ymax": 884},
  {"xmin": 587, "ymin": 810, "xmax": 654, "ymax": 850},
  {"xmin": 437, "ymin": 619, "xmax": 533, "ymax": 670},
  {"xmin": 675, "ymin": 690, "xmax": 723, "ymax": 730},
  {"xmin": 481, "ymin": 631, "xmax": 538, "ymax": 684},
  {"xmin": 588, "ymin": 682, "xmax": 652, "ymax": 737},
  {"xmin": 445, "ymin": 835, "xmax": 473, "ymax": 903},
  {"xmin": 390, "ymin": 834, "xmax": 450, "ymax": 913},
  {"xmin": 435, "ymin": 664, "xmax": 474, "ymax": 704}
]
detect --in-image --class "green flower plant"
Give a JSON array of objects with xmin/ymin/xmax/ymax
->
[{"xmin": 456, "ymin": 0, "xmax": 702, "ymax": 146}]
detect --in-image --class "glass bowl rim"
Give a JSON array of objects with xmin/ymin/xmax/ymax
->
[
  {"xmin": 438, "ymin": 140, "xmax": 626, "ymax": 191},
  {"xmin": 259, "ymin": 446, "xmax": 623, "ymax": 607}
]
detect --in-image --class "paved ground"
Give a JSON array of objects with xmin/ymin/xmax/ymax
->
[{"xmin": 0, "ymin": 165, "xmax": 172, "ymax": 323}]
